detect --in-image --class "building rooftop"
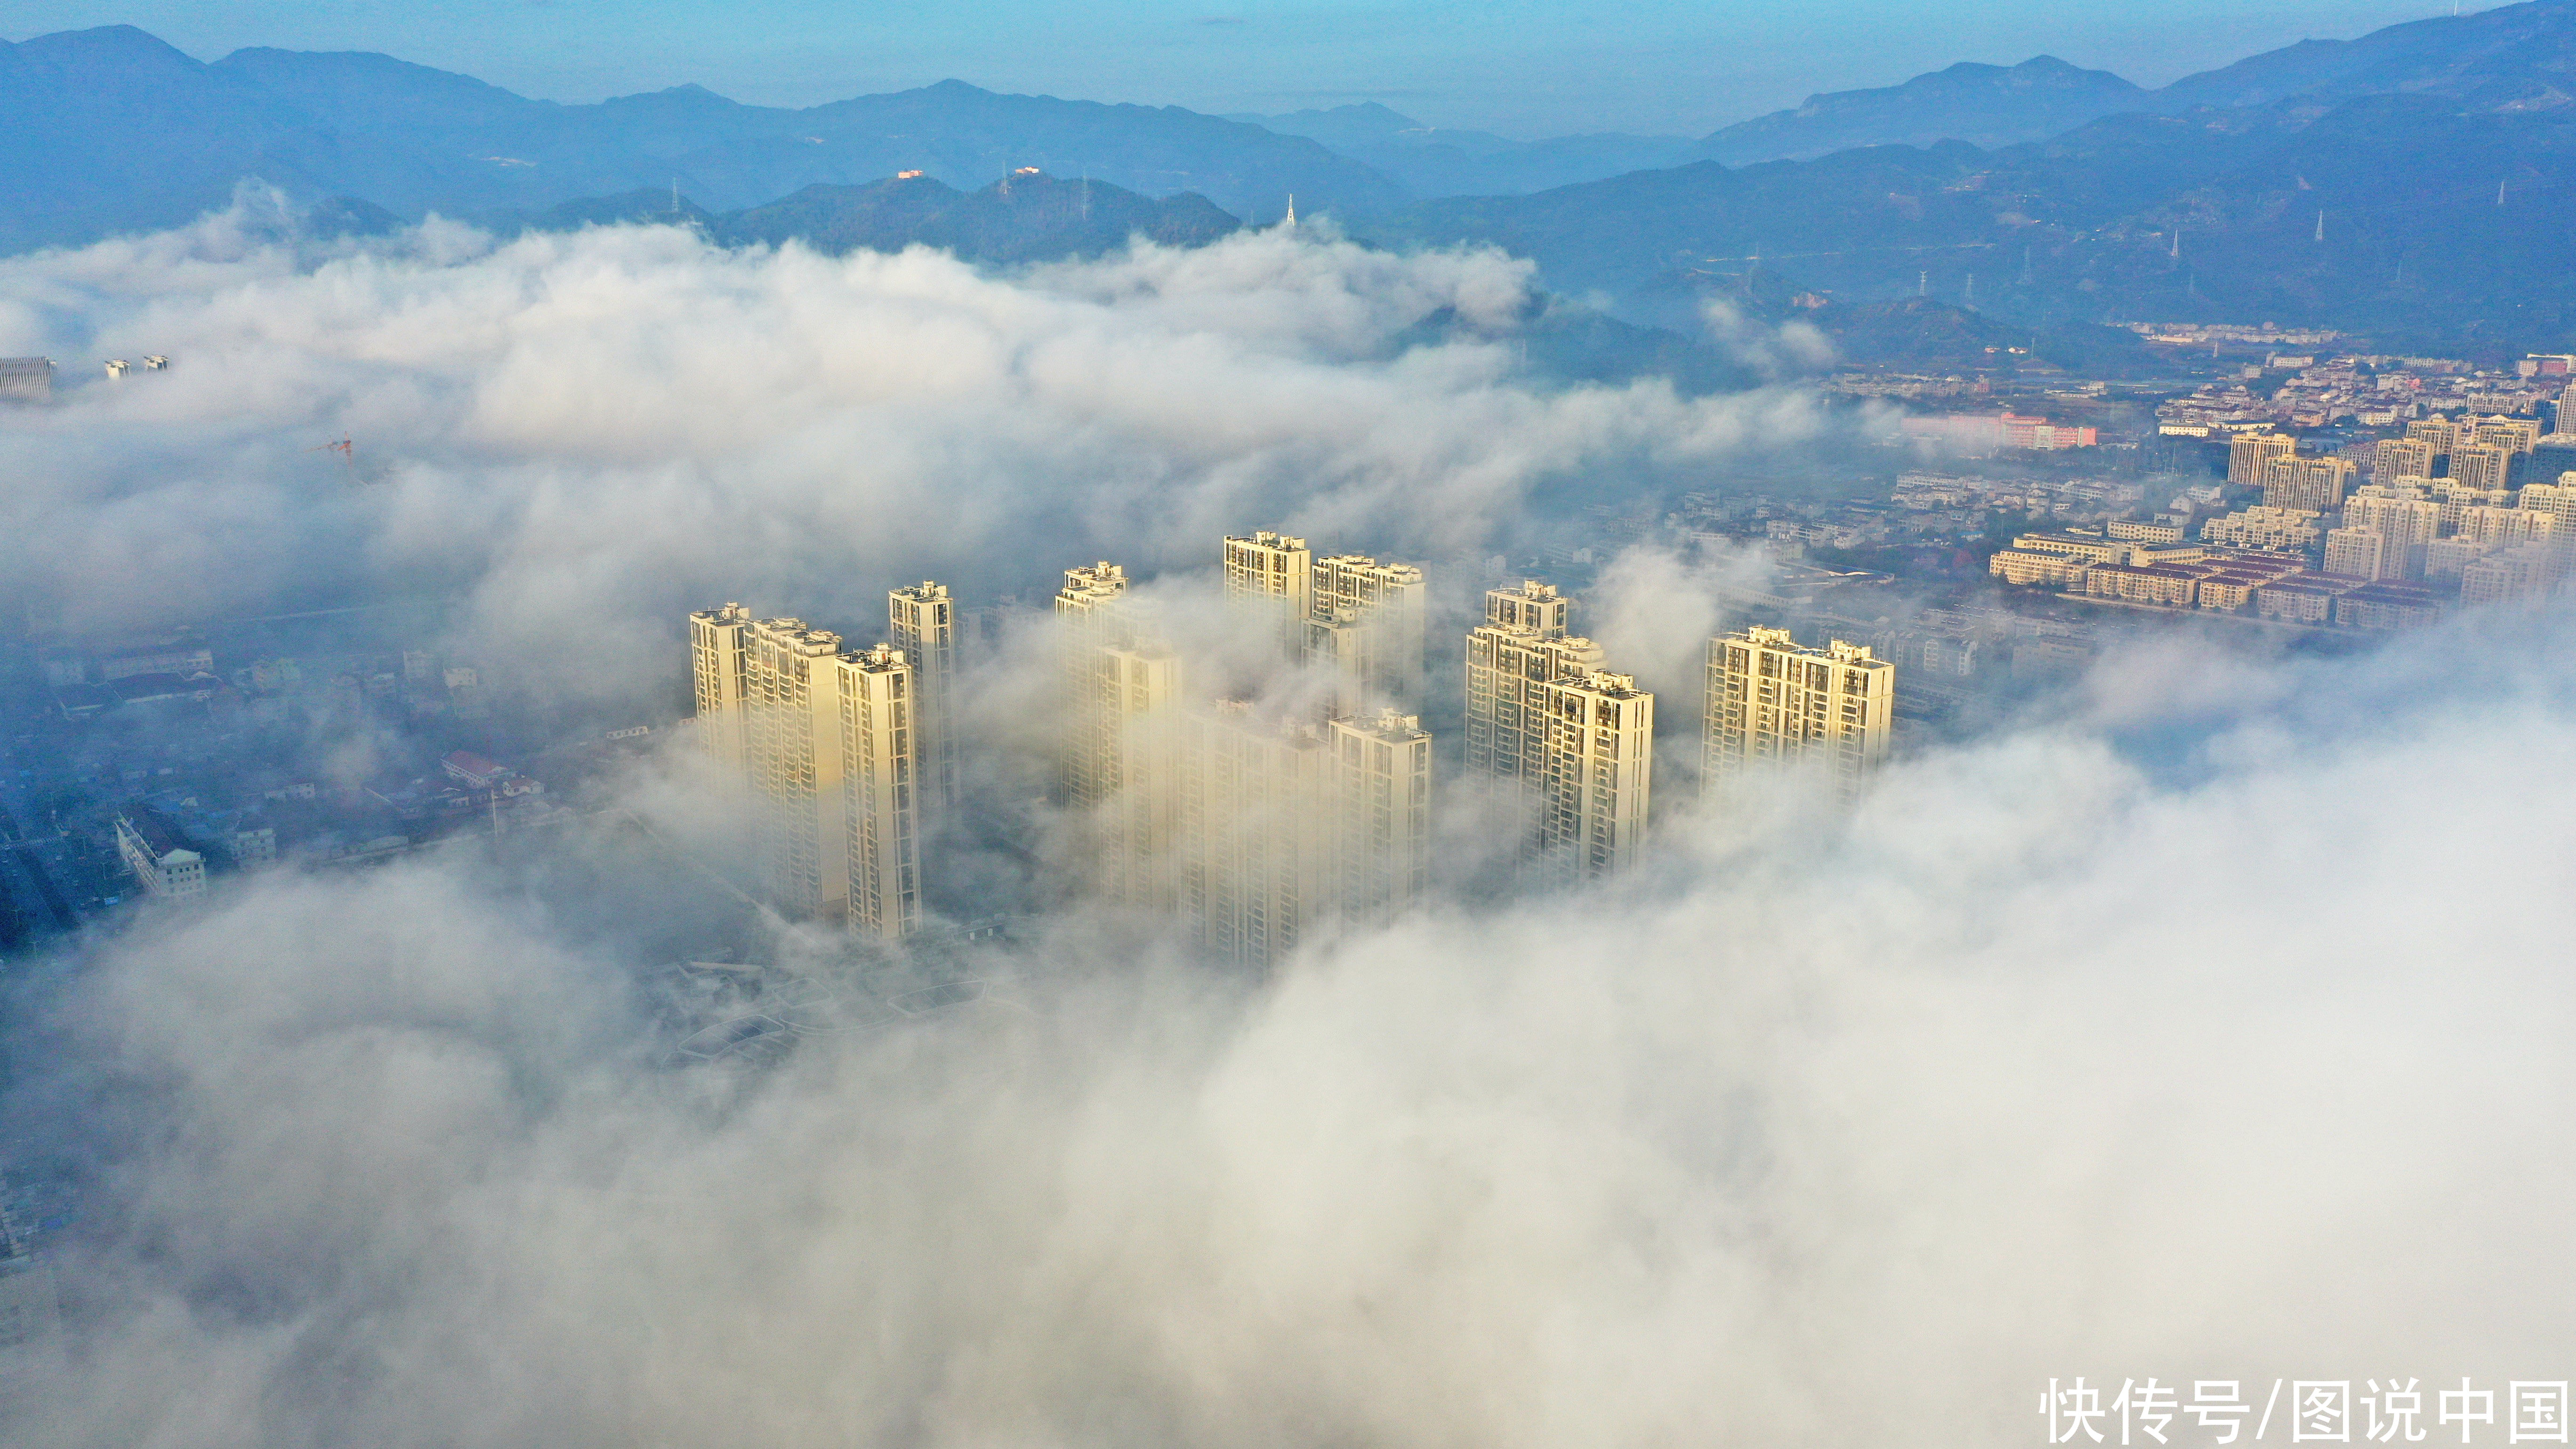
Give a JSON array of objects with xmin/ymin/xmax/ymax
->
[{"xmin": 118, "ymin": 805, "xmax": 188, "ymax": 859}]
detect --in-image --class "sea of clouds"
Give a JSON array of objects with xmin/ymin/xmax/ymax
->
[{"xmin": 1, "ymin": 209, "xmax": 2571, "ymax": 1446}]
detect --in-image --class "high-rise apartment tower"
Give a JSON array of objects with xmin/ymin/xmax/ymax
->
[
  {"xmin": 689, "ymin": 610, "xmax": 921, "ymax": 938},
  {"xmin": 1306, "ymin": 554, "xmax": 1427, "ymax": 708},
  {"xmin": 689, "ymin": 603, "xmax": 754, "ymax": 771},
  {"xmin": 1532, "ymin": 669, "xmax": 1653, "ymax": 884},
  {"xmin": 1224, "ymin": 532, "xmax": 1311, "ymax": 654},
  {"xmin": 888, "ymin": 582, "xmax": 958, "ymax": 812},
  {"xmin": 1465, "ymin": 580, "xmax": 1651, "ymax": 879},
  {"xmin": 1179, "ymin": 703, "xmax": 1432, "ymax": 968},
  {"xmin": 1703, "ymin": 626, "xmax": 1895, "ymax": 803},
  {"xmin": 2229, "ymin": 434, "xmax": 2295, "ymax": 489},
  {"xmin": 2260, "ymin": 454, "xmax": 2356, "ymax": 512}
]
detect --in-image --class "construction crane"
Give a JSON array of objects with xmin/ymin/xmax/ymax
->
[{"xmin": 308, "ymin": 435, "xmax": 383, "ymax": 484}]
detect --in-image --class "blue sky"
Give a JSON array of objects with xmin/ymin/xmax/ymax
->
[{"xmin": 11, "ymin": 0, "xmax": 2452, "ymax": 135}]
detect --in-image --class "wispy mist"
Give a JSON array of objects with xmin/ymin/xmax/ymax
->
[
  {"xmin": 0, "ymin": 209, "xmax": 1827, "ymax": 711},
  {"xmin": 5, "ymin": 209, "xmax": 2572, "ymax": 1445}
]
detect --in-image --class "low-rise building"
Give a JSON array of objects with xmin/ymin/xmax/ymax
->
[
  {"xmin": 1988, "ymin": 549, "xmax": 2090, "ymax": 588},
  {"xmin": 2192, "ymin": 553, "xmax": 2308, "ymax": 612},
  {"xmin": 114, "ymin": 806, "xmax": 206, "ymax": 900},
  {"xmin": 2252, "ymin": 573, "xmax": 2365, "ymax": 625},
  {"xmin": 2083, "ymin": 563, "xmax": 2204, "ymax": 608},
  {"xmin": 2106, "ymin": 519, "xmax": 2186, "ymax": 544},
  {"xmin": 2334, "ymin": 582, "xmax": 2442, "ymax": 630}
]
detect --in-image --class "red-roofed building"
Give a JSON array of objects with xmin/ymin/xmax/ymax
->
[{"xmin": 442, "ymin": 751, "xmax": 510, "ymax": 789}]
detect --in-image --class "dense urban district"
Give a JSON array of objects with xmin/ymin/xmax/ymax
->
[{"xmin": 6, "ymin": 331, "xmax": 2571, "ymax": 974}]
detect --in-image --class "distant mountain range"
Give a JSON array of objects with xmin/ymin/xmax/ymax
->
[
  {"xmin": 17, "ymin": 1, "xmax": 2576, "ymax": 259},
  {"xmin": 1695, "ymin": 0, "xmax": 2576, "ymax": 163},
  {"xmin": 0, "ymin": 25, "xmax": 1391, "ymax": 253},
  {"xmin": 1695, "ymin": 57, "xmax": 2149, "ymax": 165},
  {"xmin": 1372, "ymin": 89, "xmax": 2576, "ymax": 353},
  {"xmin": 15, "ymin": 3, "xmax": 2576, "ymax": 355},
  {"xmin": 1224, "ymin": 103, "xmax": 1695, "ymax": 199}
]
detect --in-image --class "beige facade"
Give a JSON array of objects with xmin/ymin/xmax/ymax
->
[
  {"xmin": 2340, "ymin": 493, "xmax": 2442, "ymax": 580},
  {"xmin": 2407, "ymin": 417, "xmax": 2461, "ymax": 459},
  {"xmin": 2322, "ymin": 527, "xmax": 2387, "ymax": 580},
  {"xmin": 2459, "ymin": 502, "xmax": 2553, "ymax": 548},
  {"xmin": 2431, "ymin": 479, "xmax": 2512, "ymax": 531},
  {"xmin": 2375, "ymin": 436, "xmax": 2435, "ymax": 482},
  {"xmin": 1056, "ymin": 561, "xmax": 1140, "ymax": 810},
  {"xmin": 1988, "ymin": 548, "xmax": 2091, "ymax": 588},
  {"xmin": 2461, "ymin": 544, "xmax": 2558, "ymax": 605},
  {"xmin": 1533, "ymin": 670, "xmax": 1654, "ymax": 884},
  {"xmin": 1328, "ymin": 708, "xmax": 1433, "ymax": 921},
  {"xmin": 2260, "ymin": 454, "xmax": 2356, "ymax": 512},
  {"xmin": 1087, "ymin": 644, "xmax": 1185, "ymax": 909},
  {"xmin": 1306, "ymin": 553, "xmax": 1428, "ymax": 708},
  {"xmin": 888, "ymin": 581, "xmax": 958, "ymax": 813},
  {"xmin": 1465, "ymin": 582, "xmax": 1602, "ymax": 784},
  {"xmin": 1703, "ymin": 627, "xmax": 1895, "ymax": 804},
  {"xmin": 1053, "ymin": 561, "xmax": 1179, "ymax": 908},
  {"xmin": 2473, "ymin": 415, "xmax": 2541, "ymax": 455},
  {"xmin": 1183, "ymin": 704, "xmax": 1330, "ymax": 968},
  {"xmin": 2229, "ymin": 433, "xmax": 2295, "ymax": 487},
  {"xmin": 2010, "ymin": 530, "xmax": 2129, "ymax": 564},
  {"xmin": 690, "ymin": 611, "xmax": 922, "ymax": 936},
  {"xmin": 2422, "ymin": 536, "xmax": 2494, "ymax": 585},
  {"xmin": 1465, "ymin": 581, "xmax": 1651, "ymax": 880},
  {"xmin": 1227, "ymin": 532, "xmax": 1428, "ymax": 712},
  {"xmin": 2199, "ymin": 507, "xmax": 2322, "ymax": 553},
  {"xmin": 688, "ymin": 602, "xmax": 754, "ymax": 772},
  {"xmin": 1224, "ymin": 531, "xmax": 1311, "ymax": 654},
  {"xmin": 743, "ymin": 617, "xmax": 852, "ymax": 921},
  {"xmin": 836, "ymin": 644, "xmax": 924, "ymax": 939},
  {"xmin": 2085, "ymin": 563, "xmax": 2204, "ymax": 606},
  {"xmin": 2521, "ymin": 479, "xmax": 2576, "ymax": 582},
  {"xmin": 2449, "ymin": 442, "xmax": 2513, "ymax": 493},
  {"xmin": 1177, "ymin": 705, "xmax": 1431, "ymax": 969},
  {"xmin": 2106, "ymin": 519, "xmax": 2185, "ymax": 544}
]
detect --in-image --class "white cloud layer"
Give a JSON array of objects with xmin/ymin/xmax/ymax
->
[
  {"xmin": 7, "ymin": 213, "xmax": 2573, "ymax": 1446},
  {"xmin": 0, "ymin": 212, "xmax": 1826, "ymax": 705},
  {"xmin": 10, "ymin": 606, "xmax": 2575, "ymax": 1446}
]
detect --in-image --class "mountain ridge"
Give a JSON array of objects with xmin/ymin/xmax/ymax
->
[
  {"xmin": 1694, "ymin": 0, "xmax": 2576, "ymax": 165},
  {"xmin": 0, "ymin": 26, "xmax": 1401, "ymax": 252}
]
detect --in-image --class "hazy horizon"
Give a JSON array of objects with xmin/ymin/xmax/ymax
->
[{"xmin": 7, "ymin": 0, "xmax": 2460, "ymax": 136}]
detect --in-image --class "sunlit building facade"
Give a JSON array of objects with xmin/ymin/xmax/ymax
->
[
  {"xmin": 1179, "ymin": 703, "xmax": 1432, "ymax": 969},
  {"xmin": 1532, "ymin": 669, "xmax": 1653, "ymax": 884},
  {"xmin": 1306, "ymin": 554, "xmax": 1428, "ymax": 708},
  {"xmin": 888, "ymin": 581, "xmax": 958, "ymax": 813},
  {"xmin": 689, "ymin": 610, "xmax": 921, "ymax": 937},
  {"xmin": 1465, "ymin": 580, "xmax": 1651, "ymax": 878},
  {"xmin": 1224, "ymin": 531, "xmax": 1311, "ymax": 654},
  {"xmin": 688, "ymin": 602, "xmax": 754, "ymax": 771},
  {"xmin": 1703, "ymin": 626, "xmax": 1896, "ymax": 803}
]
